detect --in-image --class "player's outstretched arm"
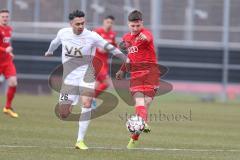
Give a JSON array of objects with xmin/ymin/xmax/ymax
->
[
  {"xmin": 45, "ymin": 51, "xmax": 53, "ymax": 57},
  {"xmin": 0, "ymin": 46, "xmax": 14, "ymax": 57},
  {"xmin": 93, "ymin": 31, "xmax": 128, "ymax": 62},
  {"xmin": 115, "ymin": 60, "xmax": 130, "ymax": 80},
  {"xmin": 45, "ymin": 32, "xmax": 61, "ymax": 57},
  {"xmin": 0, "ymin": 46, "xmax": 12, "ymax": 53},
  {"xmin": 5, "ymin": 46, "xmax": 13, "ymax": 53},
  {"xmin": 108, "ymin": 46, "xmax": 128, "ymax": 62},
  {"xmin": 116, "ymin": 70, "xmax": 124, "ymax": 80}
]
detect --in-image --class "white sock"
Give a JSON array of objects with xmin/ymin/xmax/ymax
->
[{"xmin": 77, "ymin": 107, "xmax": 92, "ymax": 142}]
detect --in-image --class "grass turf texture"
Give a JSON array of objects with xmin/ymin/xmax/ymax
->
[{"xmin": 0, "ymin": 91, "xmax": 240, "ymax": 160}]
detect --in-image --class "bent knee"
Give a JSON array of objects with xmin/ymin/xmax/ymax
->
[
  {"xmin": 82, "ymin": 101, "xmax": 92, "ymax": 108},
  {"xmin": 58, "ymin": 104, "xmax": 72, "ymax": 119},
  {"xmin": 7, "ymin": 77, "xmax": 17, "ymax": 87}
]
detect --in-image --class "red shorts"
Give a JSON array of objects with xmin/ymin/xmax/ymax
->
[
  {"xmin": 130, "ymin": 67, "xmax": 160, "ymax": 98},
  {"xmin": 0, "ymin": 61, "xmax": 17, "ymax": 79}
]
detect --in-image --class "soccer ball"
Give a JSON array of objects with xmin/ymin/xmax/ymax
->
[{"xmin": 126, "ymin": 115, "xmax": 145, "ymax": 134}]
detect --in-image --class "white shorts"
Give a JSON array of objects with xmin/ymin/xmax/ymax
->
[{"xmin": 59, "ymin": 65, "xmax": 95, "ymax": 105}]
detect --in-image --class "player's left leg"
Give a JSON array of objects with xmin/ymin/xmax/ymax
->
[
  {"xmin": 95, "ymin": 79, "xmax": 109, "ymax": 97},
  {"xmin": 142, "ymin": 95, "xmax": 154, "ymax": 133},
  {"xmin": 92, "ymin": 63, "xmax": 109, "ymax": 109},
  {"xmin": 142, "ymin": 69, "xmax": 159, "ymax": 132},
  {"xmin": 93, "ymin": 57, "xmax": 109, "ymax": 98},
  {"xmin": 92, "ymin": 77, "xmax": 109, "ymax": 110},
  {"xmin": 3, "ymin": 62, "xmax": 18, "ymax": 118},
  {"xmin": 75, "ymin": 90, "xmax": 93, "ymax": 150},
  {"xmin": 94, "ymin": 70, "xmax": 110, "ymax": 98},
  {"xmin": 92, "ymin": 70, "xmax": 110, "ymax": 110}
]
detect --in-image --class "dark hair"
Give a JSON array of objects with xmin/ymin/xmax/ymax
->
[
  {"xmin": 128, "ymin": 10, "xmax": 143, "ymax": 22},
  {"xmin": 68, "ymin": 10, "xmax": 85, "ymax": 20},
  {"xmin": 104, "ymin": 15, "xmax": 115, "ymax": 21},
  {"xmin": 0, "ymin": 9, "xmax": 10, "ymax": 14}
]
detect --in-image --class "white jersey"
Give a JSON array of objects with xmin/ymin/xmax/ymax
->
[
  {"xmin": 48, "ymin": 27, "xmax": 109, "ymax": 65},
  {"xmin": 47, "ymin": 27, "xmax": 125, "ymax": 105},
  {"xmin": 48, "ymin": 27, "xmax": 115, "ymax": 78}
]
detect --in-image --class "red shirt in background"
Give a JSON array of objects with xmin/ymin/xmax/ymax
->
[
  {"xmin": 93, "ymin": 27, "xmax": 117, "ymax": 79},
  {"xmin": 94, "ymin": 27, "xmax": 117, "ymax": 61},
  {"xmin": 0, "ymin": 25, "xmax": 12, "ymax": 64}
]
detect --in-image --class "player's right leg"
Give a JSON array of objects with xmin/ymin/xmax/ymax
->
[
  {"xmin": 57, "ymin": 94, "xmax": 75, "ymax": 118},
  {"xmin": 2, "ymin": 62, "xmax": 18, "ymax": 118},
  {"xmin": 127, "ymin": 91, "xmax": 147, "ymax": 149},
  {"xmin": 127, "ymin": 89, "xmax": 156, "ymax": 149}
]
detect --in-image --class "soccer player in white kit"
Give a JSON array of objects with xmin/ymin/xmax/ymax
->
[{"xmin": 44, "ymin": 10, "xmax": 127, "ymax": 150}]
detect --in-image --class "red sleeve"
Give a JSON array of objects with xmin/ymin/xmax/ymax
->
[
  {"xmin": 0, "ymin": 34, "xmax": 6, "ymax": 53},
  {"xmin": 142, "ymin": 30, "xmax": 153, "ymax": 43}
]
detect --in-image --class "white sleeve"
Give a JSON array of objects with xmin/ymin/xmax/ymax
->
[
  {"xmin": 47, "ymin": 30, "xmax": 62, "ymax": 53},
  {"xmin": 92, "ymin": 31, "xmax": 108, "ymax": 49},
  {"xmin": 93, "ymin": 32, "xmax": 127, "ymax": 61}
]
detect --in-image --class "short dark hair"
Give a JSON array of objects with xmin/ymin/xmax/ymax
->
[
  {"xmin": 69, "ymin": 10, "xmax": 85, "ymax": 20},
  {"xmin": 0, "ymin": 9, "xmax": 10, "ymax": 14},
  {"xmin": 128, "ymin": 10, "xmax": 143, "ymax": 22},
  {"xmin": 104, "ymin": 15, "xmax": 115, "ymax": 21}
]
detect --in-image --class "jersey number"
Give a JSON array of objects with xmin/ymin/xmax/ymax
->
[{"xmin": 60, "ymin": 93, "xmax": 69, "ymax": 101}]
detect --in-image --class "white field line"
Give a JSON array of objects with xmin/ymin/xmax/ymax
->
[{"xmin": 0, "ymin": 145, "xmax": 240, "ymax": 153}]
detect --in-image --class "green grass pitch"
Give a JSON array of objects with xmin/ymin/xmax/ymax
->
[{"xmin": 0, "ymin": 91, "xmax": 240, "ymax": 160}]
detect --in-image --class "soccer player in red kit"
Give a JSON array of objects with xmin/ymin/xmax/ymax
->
[
  {"xmin": 93, "ymin": 15, "xmax": 117, "ymax": 98},
  {"xmin": 0, "ymin": 9, "xmax": 18, "ymax": 118},
  {"xmin": 116, "ymin": 10, "xmax": 160, "ymax": 149}
]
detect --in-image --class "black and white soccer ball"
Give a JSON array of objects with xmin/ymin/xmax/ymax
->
[{"xmin": 126, "ymin": 115, "xmax": 145, "ymax": 134}]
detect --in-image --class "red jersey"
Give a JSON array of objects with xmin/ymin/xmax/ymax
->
[
  {"xmin": 0, "ymin": 25, "xmax": 13, "ymax": 64},
  {"xmin": 94, "ymin": 27, "xmax": 117, "ymax": 63},
  {"xmin": 122, "ymin": 28, "xmax": 157, "ymax": 64},
  {"xmin": 122, "ymin": 28, "xmax": 157, "ymax": 71},
  {"xmin": 122, "ymin": 28, "xmax": 159, "ymax": 97}
]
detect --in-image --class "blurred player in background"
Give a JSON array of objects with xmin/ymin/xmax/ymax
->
[
  {"xmin": 0, "ymin": 9, "xmax": 18, "ymax": 118},
  {"xmin": 93, "ymin": 15, "xmax": 117, "ymax": 99},
  {"xmin": 45, "ymin": 10, "xmax": 126, "ymax": 150},
  {"xmin": 116, "ymin": 10, "xmax": 160, "ymax": 149}
]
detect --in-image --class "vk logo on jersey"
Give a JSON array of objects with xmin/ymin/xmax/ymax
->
[
  {"xmin": 65, "ymin": 45, "xmax": 83, "ymax": 58},
  {"xmin": 128, "ymin": 46, "xmax": 138, "ymax": 54}
]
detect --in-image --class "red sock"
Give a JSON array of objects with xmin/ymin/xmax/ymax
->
[
  {"xmin": 135, "ymin": 106, "xmax": 148, "ymax": 121},
  {"xmin": 131, "ymin": 106, "xmax": 148, "ymax": 141},
  {"xmin": 95, "ymin": 82, "xmax": 108, "ymax": 97},
  {"xmin": 5, "ymin": 86, "xmax": 16, "ymax": 109},
  {"xmin": 131, "ymin": 133, "xmax": 140, "ymax": 140}
]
